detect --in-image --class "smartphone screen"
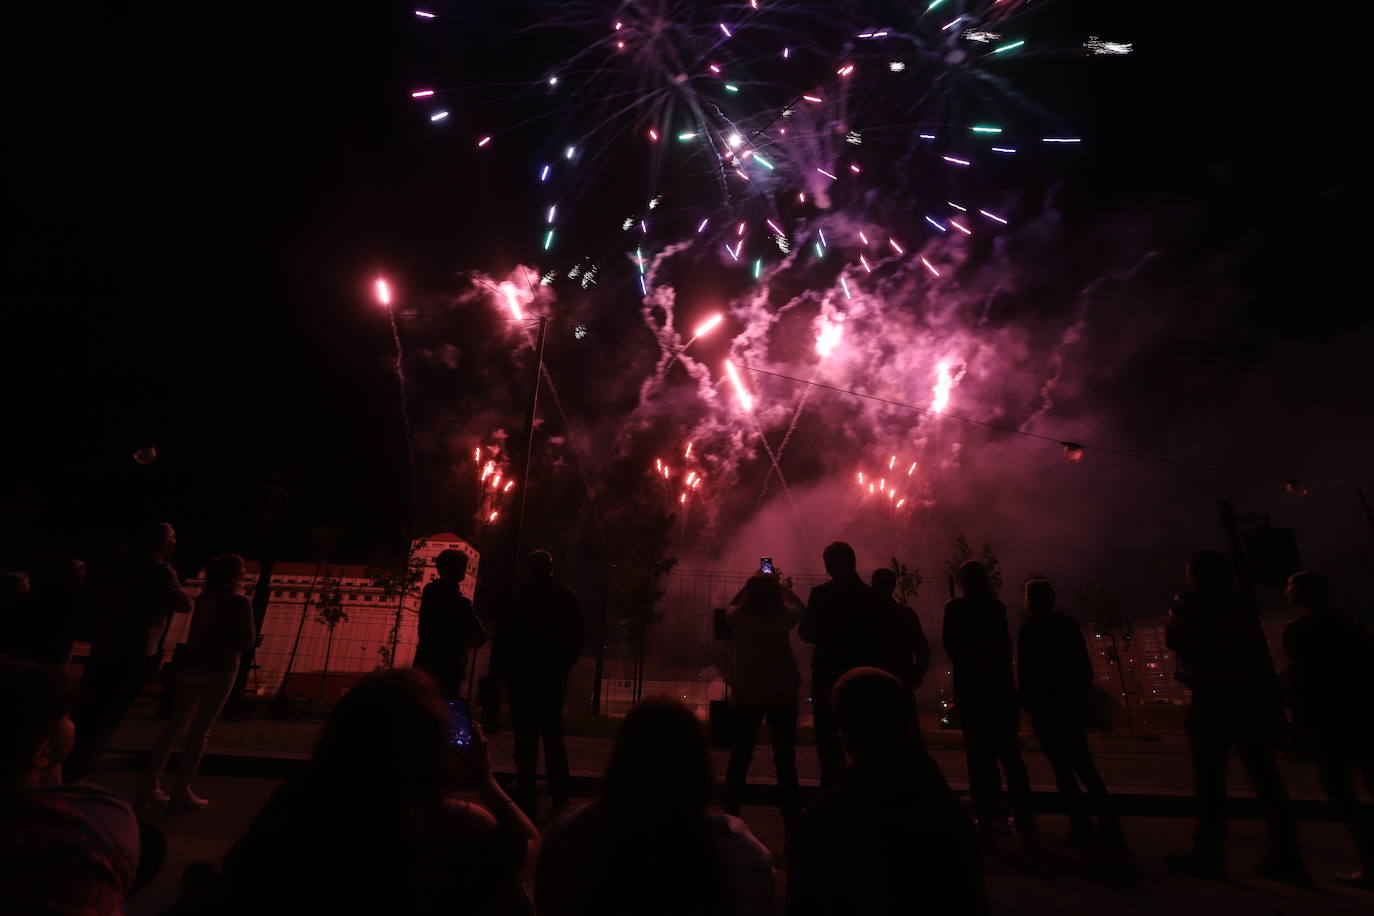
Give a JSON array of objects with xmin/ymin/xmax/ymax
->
[
  {"xmin": 446, "ymin": 698, "xmax": 473, "ymax": 747},
  {"xmin": 759, "ymin": 556, "xmax": 774, "ymax": 575}
]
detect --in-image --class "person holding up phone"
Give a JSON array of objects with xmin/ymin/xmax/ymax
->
[
  {"xmin": 723, "ymin": 569, "xmax": 805, "ymax": 833},
  {"xmin": 216, "ymin": 669, "xmax": 538, "ymax": 914}
]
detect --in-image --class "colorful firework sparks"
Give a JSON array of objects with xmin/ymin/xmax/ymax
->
[{"xmin": 388, "ymin": 1, "xmax": 1123, "ymax": 551}]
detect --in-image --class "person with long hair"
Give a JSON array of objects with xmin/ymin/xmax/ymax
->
[
  {"xmin": 217, "ymin": 668, "xmax": 538, "ymax": 914},
  {"xmin": 723, "ymin": 573, "xmax": 804, "ymax": 832},
  {"xmin": 138, "ymin": 554, "xmax": 255, "ymax": 811},
  {"xmin": 536, "ymin": 698, "xmax": 775, "ymax": 916}
]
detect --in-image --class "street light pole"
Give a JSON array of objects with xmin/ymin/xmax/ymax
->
[{"xmin": 481, "ymin": 313, "xmax": 547, "ymax": 729}]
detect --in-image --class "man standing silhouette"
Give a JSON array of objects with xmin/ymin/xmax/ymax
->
[
  {"xmin": 496, "ymin": 549, "xmax": 583, "ymax": 817},
  {"xmin": 800, "ymin": 541, "xmax": 883, "ymax": 788},
  {"xmin": 1017, "ymin": 578, "xmax": 1125, "ymax": 853},
  {"xmin": 871, "ymin": 568, "xmax": 931, "ymax": 693},
  {"xmin": 1283, "ymin": 570, "xmax": 1374, "ymax": 888},
  {"xmin": 1166, "ymin": 550, "xmax": 1306, "ymax": 883},
  {"xmin": 67, "ymin": 522, "xmax": 191, "ymax": 780},
  {"xmin": 412, "ymin": 549, "xmax": 485, "ymax": 702},
  {"xmin": 942, "ymin": 560, "xmax": 1036, "ymax": 846}
]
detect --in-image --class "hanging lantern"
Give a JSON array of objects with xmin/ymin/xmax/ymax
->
[
  {"xmin": 1283, "ymin": 479, "xmax": 1309, "ymax": 497},
  {"xmin": 132, "ymin": 446, "xmax": 158, "ymax": 465},
  {"xmin": 1061, "ymin": 441, "xmax": 1085, "ymax": 463}
]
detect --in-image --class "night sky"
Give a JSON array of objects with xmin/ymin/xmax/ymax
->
[{"xmin": 6, "ymin": 3, "xmax": 1371, "ymax": 617}]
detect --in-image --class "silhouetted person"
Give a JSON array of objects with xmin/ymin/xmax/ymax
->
[
  {"xmin": 787, "ymin": 667, "xmax": 984, "ymax": 915},
  {"xmin": 496, "ymin": 549, "xmax": 584, "ymax": 817},
  {"xmin": 723, "ymin": 573, "xmax": 804, "ymax": 832},
  {"xmin": 67, "ymin": 522, "xmax": 192, "ymax": 780},
  {"xmin": 1283, "ymin": 570, "xmax": 1374, "ymax": 888},
  {"xmin": 800, "ymin": 541, "xmax": 884, "ymax": 788},
  {"xmin": 412, "ymin": 549, "xmax": 486, "ymax": 702},
  {"xmin": 537, "ymin": 697, "xmax": 774, "ymax": 916},
  {"xmin": 218, "ymin": 668, "xmax": 538, "ymax": 914},
  {"xmin": 1, "ymin": 657, "xmax": 149, "ymax": 912},
  {"xmin": 1017, "ymin": 579, "xmax": 1125, "ymax": 853},
  {"xmin": 1165, "ymin": 549, "xmax": 1306, "ymax": 882},
  {"xmin": 871, "ymin": 568, "xmax": 931, "ymax": 692},
  {"xmin": 138, "ymin": 554, "xmax": 256, "ymax": 812},
  {"xmin": 942, "ymin": 560, "xmax": 1036, "ymax": 845},
  {"xmin": 12, "ymin": 556, "xmax": 91, "ymax": 665}
]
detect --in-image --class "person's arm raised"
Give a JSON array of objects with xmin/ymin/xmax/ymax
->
[{"xmin": 460, "ymin": 723, "xmax": 540, "ymax": 880}]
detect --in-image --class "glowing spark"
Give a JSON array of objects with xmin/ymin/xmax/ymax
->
[
  {"xmin": 429, "ymin": 111, "xmax": 448, "ymax": 122},
  {"xmin": 734, "ymin": 166, "xmax": 749, "ymax": 181},
  {"xmin": 709, "ymin": 64, "xmax": 721, "ymax": 74},
  {"xmin": 677, "ymin": 132, "xmax": 697, "ymax": 141},
  {"xmin": 503, "ymin": 480, "xmax": 515, "ymax": 493},
  {"xmin": 963, "ymin": 30, "xmax": 1000, "ymax": 43},
  {"xmin": 991, "ymin": 147, "xmax": 1017, "ymax": 153},
  {"xmin": 765, "ymin": 219, "xmax": 783, "ymax": 235},
  {"xmin": 837, "ymin": 64, "xmax": 854, "ymax": 76},
  {"xmin": 492, "ymin": 474, "xmax": 502, "ymax": 489},
  {"xmin": 727, "ymin": 133, "xmax": 743, "ymax": 149},
  {"xmin": 539, "ymin": 165, "xmax": 550, "ymax": 181},
  {"xmin": 1085, "ymin": 36, "xmax": 1133, "ymax": 56},
  {"xmin": 950, "ymin": 219, "xmax": 971, "ymax": 235},
  {"xmin": 840, "ymin": 277, "xmax": 851, "ymax": 299},
  {"xmin": 542, "ymin": 230, "xmax": 554, "ymax": 250},
  {"xmin": 724, "ymin": 360, "xmax": 753, "ymax": 411},
  {"xmin": 992, "ymin": 40, "xmax": 1026, "ymax": 54},
  {"xmin": 889, "ymin": 489, "xmax": 895, "ymax": 499},
  {"xmin": 753, "ymin": 258, "xmax": 762, "ymax": 279},
  {"xmin": 477, "ymin": 136, "xmax": 491, "ymax": 147},
  {"xmin": 888, "ymin": 238, "xmax": 904, "ymax": 254},
  {"xmin": 783, "ymin": 47, "xmax": 790, "ymax": 59},
  {"xmin": 374, "ymin": 278, "xmax": 392, "ymax": 307},
  {"xmin": 943, "ymin": 16, "xmax": 964, "ymax": 30},
  {"xmin": 817, "ymin": 167, "xmax": 838, "ymax": 180},
  {"xmin": 753, "ymin": 154, "xmax": 774, "ymax": 170},
  {"xmin": 474, "ymin": 448, "xmax": 481, "ymax": 463},
  {"xmin": 907, "ymin": 461, "xmax": 918, "ymax": 475},
  {"xmin": 802, "ymin": 95, "xmax": 823, "ymax": 103},
  {"xmin": 926, "ymin": 0, "xmax": 948, "ymax": 11},
  {"xmin": 859, "ymin": 254, "xmax": 871, "ymax": 272},
  {"xmin": 798, "ymin": 192, "xmax": 806, "ymax": 203},
  {"xmin": 547, "ymin": 205, "xmax": 556, "ymax": 223},
  {"xmin": 737, "ymin": 222, "xmax": 746, "ymax": 236},
  {"xmin": 814, "ymin": 242, "xmax": 824, "ymax": 258},
  {"xmin": 889, "ymin": 62, "xmax": 905, "ymax": 72},
  {"xmin": 501, "ymin": 284, "xmax": 523, "ymax": 319},
  {"xmin": 849, "ymin": 164, "xmax": 861, "ymax": 173},
  {"xmin": 932, "ymin": 362, "xmax": 956, "ymax": 413},
  {"xmin": 724, "ymin": 84, "xmax": 739, "ymax": 93},
  {"xmin": 846, "ymin": 131, "xmax": 862, "ymax": 145},
  {"xmin": 859, "ymin": 230, "xmax": 870, "ymax": 245},
  {"xmin": 725, "ymin": 244, "xmax": 739, "ymax": 261},
  {"xmin": 879, "ymin": 479, "xmax": 886, "ymax": 491},
  {"xmin": 693, "ymin": 313, "xmax": 724, "ymax": 338},
  {"xmin": 636, "ymin": 248, "xmax": 645, "ymax": 274},
  {"xmin": 869, "ymin": 484, "xmax": 875, "ymax": 494},
  {"xmin": 888, "ymin": 455, "xmax": 896, "ymax": 470},
  {"xmin": 648, "ymin": 129, "xmax": 659, "ymax": 141},
  {"xmin": 948, "ymin": 201, "xmax": 967, "ymax": 211},
  {"xmin": 978, "ymin": 208, "xmax": 1008, "ymax": 224},
  {"xmin": 921, "ymin": 257, "xmax": 940, "ymax": 277},
  {"xmin": 614, "ymin": 21, "xmax": 622, "ymax": 30},
  {"xmin": 488, "ymin": 511, "xmax": 498, "ymax": 522},
  {"xmin": 1043, "ymin": 137, "xmax": 1082, "ymax": 143},
  {"xmin": 815, "ymin": 318, "xmax": 842, "ymax": 357},
  {"xmin": 942, "ymin": 155, "xmax": 970, "ymax": 166},
  {"xmin": 680, "ymin": 493, "xmax": 686, "ymax": 504},
  {"xmin": 697, "ymin": 218, "xmax": 710, "ymax": 233},
  {"xmin": 897, "ymin": 499, "xmax": 906, "ymax": 508},
  {"xmin": 970, "ymin": 126, "xmax": 1002, "ymax": 133},
  {"xmin": 925, "ymin": 216, "xmax": 947, "ymax": 232},
  {"xmin": 639, "ymin": 276, "xmax": 648, "ymax": 296},
  {"xmin": 411, "ymin": 89, "xmax": 434, "ymax": 98},
  {"xmin": 549, "ymin": 77, "xmax": 558, "ymax": 86},
  {"xmin": 858, "ymin": 472, "xmax": 865, "ymax": 483},
  {"xmin": 719, "ymin": 23, "xmax": 732, "ymax": 38},
  {"xmin": 564, "ymin": 146, "xmax": 575, "ymax": 159},
  {"xmin": 482, "ymin": 462, "xmax": 493, "ymax": 480},
  {"xmin": 414, "ymin": 10, "xmax": 436, "ymax": 19},
  {"xmin": 684, "ymin": 442, "xmax": 693, "ymax": 458},
  {"xmin": 818, "ymin": 229, "xmax": 827, "ymax": 247},
  {"xmin": 692, "ymin": 478, "xmax": 701, "ymax": 489}
]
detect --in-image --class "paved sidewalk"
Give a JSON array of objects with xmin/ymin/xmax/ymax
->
[
  {"xmin": 88, "ymin": 770, "xmax": 1373, "ymax": 916},
  {"xmin": 107, "ymin": 710, "xmax": 1336, "ymax": 799}
]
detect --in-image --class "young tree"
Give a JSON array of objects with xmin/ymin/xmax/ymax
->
[
  {"xmin": 890, "ymin": 557, "xmax": 923, "ymax": 606},
  {"xmin": 1080, "ymin": 576, "xmax": 1135, "ymax": 736},
  {"xmin": 607, "ymin": 502, "xmax": 678, "ymax": 702},
  {"xmin": 370, "ymin": 551, "xmax": 427, "ymax": 667},
  {"xmin": 277, "ymin": 524, "xmax": 344, "ymax": 703},
  {"xmin": 314, "ymin": 580, "xmax": 348, "ymax": 699}
]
